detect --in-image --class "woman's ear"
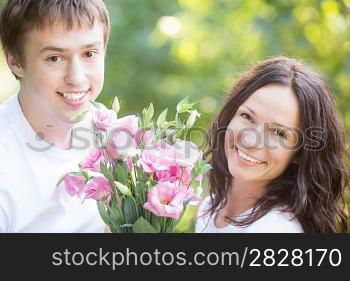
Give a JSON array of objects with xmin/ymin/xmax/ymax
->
[
  {"xmin": 291, "ymin": 153, "xmax": 301, "ymax": 165},
  {"xmin": 5, "ymin": 52, "xmax": 24, "ymax": 79}
]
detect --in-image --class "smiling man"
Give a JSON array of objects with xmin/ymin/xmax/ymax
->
[{"xmin": 0, "ymin": 0, "xmax": 110, "ymax": 232}]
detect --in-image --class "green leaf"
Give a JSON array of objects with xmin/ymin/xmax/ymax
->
[
  {"xmin": 123, "ymin": 197, "xmax": 138, "ymax": 224},
  {"xmin": 176, "ymin": 97, "xmax": 189, "ymax": 112},
  {"xmin": 110, "ymin": 201, "xmax": 124, "ymax": 226},
  {"xmin": 97, "ymin": 201, "xmax": 110, "ymax": 226},
  {"xmin": 135, "ymin": 182, "xmax": 147, "ymax": 203},
  {"xmin": 100, "ymin": 163, "xmax": 115, "ymax": 183},
  {"xmin": 143, "ymin": 103, "xmax": 154, "ymax": 124},
  {"xmin": 147, "ymin": 103, "xmax": 154, "ymax": 120},
  {"xmin": 186, "ymin": 110, "xmax": 200, "ymax": 128},
  {"xmin": 115, "ymin": 163, "xmax": 128, "ymax": 185},
  {"xmin": 157, "ymin": 108, "xmax": 168, "ymax": 128},
  {"xmin": 132, "ymin": 216, "xmax": 158, "ymax": 233},
  {"xmin": 150, "ymin": 215, "xmax": 161, "ymax": 232},
  {"xmin": 70, "ymin": 110, "xmax": 89, "ymax": 122},
  {"xmin": 56, "ymin": 174, "xmax": 66, "ymax": 187},
  {"xmin": 120, "ymin": 224, "xmax": 134, "ymax": 228},
  {"xmin": 109, "ymin": 220, "xmax": 123, "ymax": 233},
  {"xmin": 200, "ymin": 163, "xmax": 213, "ymax": 175}
]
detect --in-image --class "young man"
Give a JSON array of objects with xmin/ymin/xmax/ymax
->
[{"xmin": 0, "ymin": 0, "xmax": 110, "ymax": 232}]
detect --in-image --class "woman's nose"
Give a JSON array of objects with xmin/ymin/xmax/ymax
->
[{"xmin": 239, "ymin": 127, "xmax": 264, "ymax": 149}]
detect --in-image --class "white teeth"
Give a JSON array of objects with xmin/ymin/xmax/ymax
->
[
  {"xmin": 237, "ymin": 148, "xmax": 264, "ymax": 164},
  {"xmin": 61, "ymin": 91, "xmax": 87, "ymax": 101}
]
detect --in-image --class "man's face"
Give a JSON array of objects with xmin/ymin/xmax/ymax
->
[{"xmin": 18, "ymin": 20, "xmax": 105, "ymax": 123}]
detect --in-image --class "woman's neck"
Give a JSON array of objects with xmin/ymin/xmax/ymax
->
[{"xmin": 225, "ymin": 179, "xmax": 267, "ymax": 217}]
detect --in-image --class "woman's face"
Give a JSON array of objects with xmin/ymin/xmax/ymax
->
[{"xmin": 224, "ymin": 83, "xmax": 301, "ymax": 183}]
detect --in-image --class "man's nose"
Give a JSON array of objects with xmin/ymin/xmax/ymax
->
[{"xmin": 64, "ymin": 58, "xmax": 88, "ymax": 86}]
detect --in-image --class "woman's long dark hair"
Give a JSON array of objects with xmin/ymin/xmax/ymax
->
[{"xmin": 206, "ymin": 56, "xmax": 349, "ymax": 232}]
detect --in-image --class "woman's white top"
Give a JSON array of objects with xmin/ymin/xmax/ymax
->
[{"xmin": 195, "ymin": 196, "xmax": 303, "ymax": 233}]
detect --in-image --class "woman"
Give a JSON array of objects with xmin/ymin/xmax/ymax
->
[{"xmin": 196, "ymin": 56, "xmax": 349, "ymax": 233}]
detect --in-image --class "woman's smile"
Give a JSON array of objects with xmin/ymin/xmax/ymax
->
[{"xmin": 233, "ymin": 146, "xmax": 267, "ymax": 167}]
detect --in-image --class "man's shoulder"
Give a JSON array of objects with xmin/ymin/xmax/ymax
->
[
  {"xmin": 0, "ymin": 95, "xmax": 22, "ymax": 158},
  {"xmin": 0, "ymin": 95, "xmax": 21, "ymax": 138}
]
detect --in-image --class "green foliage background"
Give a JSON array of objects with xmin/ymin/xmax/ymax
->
[{"xmin": 0, "ymin": 0, "xmax": 349, "ymax": 232}]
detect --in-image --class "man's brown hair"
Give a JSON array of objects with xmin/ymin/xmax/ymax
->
[{"xmin": 0, "ymin": 0, "xmax": 110, "ymax": 64}]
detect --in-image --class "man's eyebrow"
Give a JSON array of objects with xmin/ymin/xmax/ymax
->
[{"xmin": 39, "ymin": 42, "xmax": 103, "ymax": 54}]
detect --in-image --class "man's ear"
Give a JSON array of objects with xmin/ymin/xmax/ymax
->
[{"xmin": 5, "ymin": 52, "xmax": 24, "ymax": 79}]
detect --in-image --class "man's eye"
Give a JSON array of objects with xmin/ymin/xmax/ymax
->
[
  {"xmin": 84, "ymin": 51, "xmax": 96, "ymax": 58},
  {"xmin": 240, "ymin": 113, "xmax": 253, "ymax": 122},
  {"xmin": 47, "ymin": 56, "xmax": 63, "ymax": 63}
]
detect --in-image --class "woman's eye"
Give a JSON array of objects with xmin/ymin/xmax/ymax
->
[
  {"xmin": 273, "ymin": 128, "xmax": 287, "ymax": 138},
  {"xmin": 47, "ymin": 56, "xmax": 63, "ymax": 63},
  {"xmin": 240, "ymin": 113, "xmax": 253, "ymax": 122}
]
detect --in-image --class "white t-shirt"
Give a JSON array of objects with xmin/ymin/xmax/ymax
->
[
  {"xmin": 0, "ymin": 94, "xmax": 105, "ymax": 232},
  {"xmin": 195, "ymin": 196, "xmax": 303, "ymax": 233}
]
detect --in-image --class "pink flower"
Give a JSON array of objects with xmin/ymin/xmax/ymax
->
[
  {"xmin": 114, "ymin": 115, "xmax": 139, "ymax": 137},
  {"xmin": 80, "ymin": 149, "xmax": 105, "ymax": 172},
  {"xmin": 84, "ymin": 176, "xmax": 112, "ymax": 201},
  {"xmin": 143, "ymin": 181, "xmax": 197, "ymax": 220},
  {"xmin": 107, "ymin": 128, "xmax": 139, "ymax": 160},
  {"xmin": 138, "ymin": 140, "xmax": 178, "ymax": 173},
  {"xmin": 135, "ymin": 130, "xmax": 154, "ymax": 146},
  {"xmin": 126, "ymin": 157, "xmax": 134, "ymax": 172},
  {"xmin": 92, "ymin": 109, "xmax": 117, "ymax": 133},
  {"xmin": 63, "ymin": 174, "xmax": 86, "ymax": 197},
  {"xmin": 138, "ymin": 140, "xmax": 201, "ymax": 182},
  {"xmin": 172, "ymin": 140, "xmax": 202, "ymax": 167},
  {"xmin": 156, "ymin": 166, "xmax": 192, "ymax": 186}
]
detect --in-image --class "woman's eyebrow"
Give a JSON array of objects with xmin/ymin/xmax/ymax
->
[
  {"xmin": 242, "ymin": 104, "xmax": 256, "ymax": 116},
  {"xmin": 270, "ymin": 122, "xmax": 297, "ymax": 132}
]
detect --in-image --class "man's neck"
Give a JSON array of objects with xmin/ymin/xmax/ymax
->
[{"xmin": 18, "ymin": 93, "xmax": 74, "ymax": 150}]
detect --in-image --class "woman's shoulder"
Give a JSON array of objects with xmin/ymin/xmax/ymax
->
[
  {"xmin": 196, "ymin": 196, "xmax": 214, "ymax": 218},
  {"xmin": 247, "ymin": 208, "xmax": 304, "ymax": 233}
]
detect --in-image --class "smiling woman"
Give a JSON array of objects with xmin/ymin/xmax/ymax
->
[{"xmin": 196, "ymin": 56, "xmax": 350, "ymax": 233}]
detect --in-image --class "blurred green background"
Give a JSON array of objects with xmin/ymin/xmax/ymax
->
[{"xmin": 0, "ymin": 0, "xmax": 349, "ymax": 232}]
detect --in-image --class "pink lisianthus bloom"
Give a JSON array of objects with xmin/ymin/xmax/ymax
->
[
  {"xmin": 84, "ymin": 176, "xmax": 112, "ymax": 201},
  {"xmin": 135, "ymin": 129, "xmax": 154, "ymax": 146},
  {"xmin": 126, "ymin": 156, "xmax": 134, "ymax": 172},
  {"xmin": 138, "ymin": 140, "xmax": 201, "ymax": 181},
  {"xmin": 63, "ymin": 174, "xmax": 86, "ymax": 197},
  {"xmin": 106, "ymin": 128, "xmax": 139, "ymax": 160},
  {"xmin": 114, "ymin": 115, "xmax": 139, "ymax": 137},
  {"xmin": 138, "ymin": 140, "xmax": 178, "ymax": 173},
  {"xmin": 92, "ymin": 109, "xmax": 117, "ymax": 133},
  {"xmin": 143, "ymin": 181, "xmax": 198, "ymax": 220},
  {"xmin": 80, "ymin": 149, "xmax": 105, "ymax": 172},
  {"xmin": 172, "ymin": 140, "xmax": 202, "ymax": 167},
  {"xmin": 156, "ymin": 166, "xmax": 192, "ymax": 186}
]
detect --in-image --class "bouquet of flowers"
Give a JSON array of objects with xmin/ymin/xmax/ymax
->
[{"xmin": 57, "ymin": 97, "xmax": 211, "ymax": 233}]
